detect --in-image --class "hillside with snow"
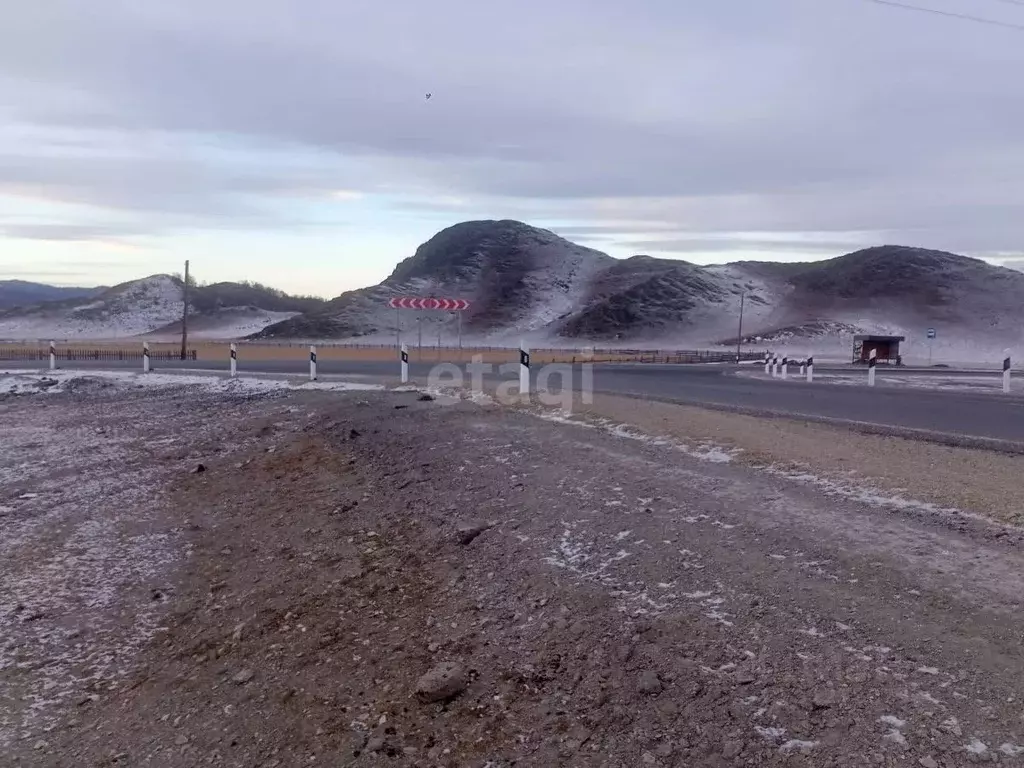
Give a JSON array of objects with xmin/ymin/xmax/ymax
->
[
  {"xmin": 254, "ymin": 220, "xmax": 1024, "ymax": 362},
  {"xmin": 0, "ymin": 276, "xmax": 321, "ymax": 341}
]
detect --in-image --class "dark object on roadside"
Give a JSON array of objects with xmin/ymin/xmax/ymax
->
[
  {"xmin": 193, "ymin": 463, "xmax": 206, "ymax": 474},
  {"xmin": 415, "ymin": 662, "xmax": 468, "ymax": 703},
  {"xmin": 394, "ymin": 405, "xmax": 409, "ymax": 410},
  {"xmin": 349, "ymin": 429, "xmax": 361, "ymax": 439},
  {"xmin": 418, "ymin": 394, "xmax": 435, "ymax": 402}
]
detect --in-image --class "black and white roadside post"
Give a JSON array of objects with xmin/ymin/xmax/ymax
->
[
  {"xmin": 309, "ymin": 345, "xmax": 317, "ymax": 381},
  {"xmin": 1003, "ymin": 349, "xmax": 1011, "ymax": 394},
  {"xmin": 806, "ymin": 356, "xmax": 814, "ymax": 383},
  {"xmin": 781, "ymin": 355, "xmax": 789, "ymax": 380},
  {"xmin": 143, "ymin": 342, "xmax": 151, "ymax": 373},
  {"xmin": 867, "ymin": 348, "xmax": 877, "ymax": 387},
  {"xmin": 771, "ymin": 353, "xmax": 779, "ymax": 378},
  {"xmin": 519, "ymin": 341, "xmax": 531, "ymax": 398},
  {"xmin": 763, "ymin": 352, "xmax": 771, "ymax": 375},
  {"xmin": 799, "ymin": 358, "xmax": 806, "ymax": 377},
  {"xmin": 230, "ymin": 343, "xmax": 238, "ymax": 378},
  {"xmin": 49, "ymin": 340, "xmax": 56, "ymax": 371},
  {"xmin": 400, "ymin": 344, "xmax": 409, "ymax": 384}
]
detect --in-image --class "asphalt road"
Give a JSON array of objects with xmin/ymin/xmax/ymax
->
[{"xmin": 6, "ymin": 357, "xmax": 1024, "ymax": 443}]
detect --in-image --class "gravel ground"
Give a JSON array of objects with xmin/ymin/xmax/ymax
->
[{"xmin": 3, "ymin": 374, "xmax": 1024, "ymax": 766}]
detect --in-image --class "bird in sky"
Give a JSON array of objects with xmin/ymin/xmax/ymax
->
[{"xmin": 425, "ymin": 93, "xmax": 432, "ymax": 100}]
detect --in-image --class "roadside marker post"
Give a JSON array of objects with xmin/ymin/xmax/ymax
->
[
  {"xmin": 764, "ymin": 352, "xmax": 771, "ymax": 375},
  {"xmin": 868, "ymin": 348, "xmax": 877, "ymax": 387},
  {"xmin": 806, "ymin": 356, "xmax": 814, "ymax": 383},
  {"xmin": 799, "ymin": 359, "xmax": 806, "ymax": 377},
  {"xmin": 309, "ymin": 345, "xmax": 317, "ymax": 381},
  {"xmin": 771, "ymin": 354, "xmax": 779, "ymax": 377},
  {"xmin": 230, "ymin": 343, "xmax": 237, "ymax": 378},
  {"xmin": 143, "ymin": 342, "xmax": 151, "ymax": 373},
  {"xmin": 1003, "ymin": 350, "xmax": 1011, "ymax": 394},
  {"xmin": 781, "ymin": 356, "xmax": 788, "ymax": 380},
  {"xmin": 400, "ymin": 344, "xmax": 409, "ymax": 384},
  {"xmin": 49, "ymin": 340, "xmax": 56, "ymax": 371},
  {"xmin": 520, "ymin": 341, "xmax": 531, "ymax": 398}
]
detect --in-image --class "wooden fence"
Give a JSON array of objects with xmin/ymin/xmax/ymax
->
[{"xmin": 0, "ymin": 347, "xmax": 197, "ymax": 362}]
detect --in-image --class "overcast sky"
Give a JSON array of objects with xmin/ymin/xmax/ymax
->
[{"xmin": 2, "ymin": 0, "xmax": 1024, "ymax": 295}]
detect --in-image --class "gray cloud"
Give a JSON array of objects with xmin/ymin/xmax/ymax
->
[{"xmin": 2, "ymin": 0, "xmax": 1024, "ymax": 255}]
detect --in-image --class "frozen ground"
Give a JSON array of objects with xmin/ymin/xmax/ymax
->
[
  {"xmin": 4, "ymin": 378, "xmax": 1024, "ymax": 765},
  {"xmin": 738, "ymin": 367, "xmax": 1021, "ymax": 395}
]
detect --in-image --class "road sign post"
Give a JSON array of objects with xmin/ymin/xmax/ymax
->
[
  {"xmin": 388, "ymin": 297, "xmax": 471, "ymax": 360},
  {"xmin": 927, "ymin": 328, "xmax": 936, "ymax": 366},
  {"xmin": 1004, "ymin": 349, "xmax": 1012, "ymax": 394},
  {"xmin": 309, "ymin": 345, "xmax": 317, "ymax": 381},
  {"xmin": 400, "ymin": 344, "xmax": 409, "ymax": 384},
  {"xmin": 143, "ymin": 342, "xmax": 151, "ymax": 373}
]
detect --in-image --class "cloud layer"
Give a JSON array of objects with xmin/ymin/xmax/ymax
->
[{"xmin": 3, "ymin": 0, "xmax": 1024, "ymax": 268}]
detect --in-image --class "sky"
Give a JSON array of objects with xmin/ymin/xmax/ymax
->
[{"xmin": 3, "ymin": 0, "xmax": 1024, "ymax": 297}]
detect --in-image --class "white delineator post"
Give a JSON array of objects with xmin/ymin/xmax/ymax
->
[
  {"xmin": 1003, "ymin": 349, "xmax": 1011, "ymax": 394},
  {"xmin": 868, "ymin": 348, "xmax": 877, "ymax": 386},
  {"xmin": 400, "ymin": 344, "xmax": 409, "ymax": 384},
  {"xmin": 806, "ymin": 356, "xmax": 814, "ymax": 383},
  {"xmin": 781, "ymin": 356, "xmax": 788, "ymax": 380},
  {"xmin": 49, "ymin": 340, "xmax": 56, "ymax": 371},
  {"xmin": 764, "ymin": 352, "xmax": 771, "ymax": 375},
  {"xmin": 771, "ymin": 354, "xmax": 779, "ymax": 378},
  {"xmin": 230, "ymin": 343, "xmax": 237, "ymax": 378},
  {"xmin": 309, "ymin": 345, "xmax": 317, "ymax": 381},
  {"xmin": 143, "ymin": 342, "xmax": 151, "ymax": 373},
  {"xmin": 519, "ymin": 341, "xmax": 531, "ymax": 398}
]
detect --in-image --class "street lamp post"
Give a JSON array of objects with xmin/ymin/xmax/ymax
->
[{"xmin": 735, "ymin": 291, "xmax": 745, "ymax": 363}]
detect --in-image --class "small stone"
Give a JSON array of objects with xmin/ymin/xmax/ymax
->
[
  {"xmin": 232, "ymin": 669, "xmax": 254, "ymax": 685},
  {"xmin": 722, "ymin": 740, "xmax": 744, "ymax": 759},
  {"xmin": 32, "ymin": 740, "xmax": 47, "ymax": 751},
  {"xmin": 366, "ymin": 736, "xmax": 385, "ymax": 753},
  {"xmin": 231, "ymin": 623, "xmax": 246, "ymax": 642},
  {"xmin": 642, "ymin": 752, "xmax": 657, "ymax": 765},
  {"xmin": 415, "ymin": 662, "xmax": 468, "ymax": 703},
  {"xmin": 220, "ymin": 547, "xmax": 232, "ymax": 556},
  {"xmin": 638, "ymin": 670, "xmax": 663, "ymax": 695},
  {"xmin": 193, "ymin": 463, "xmax": 206, "ymax": 474},
  {"xmin": 919, "ymin": 758, "xmax": 939, "ymax": 768},
  {"xmin": 456, "ymin": 522, "xmax": 490, "ymax": 546},
  {"xmin": 734, "ymin": 667, "xmax": 757, "ymax": 685},
  {"xmin": 349, "ymin": 429, "xmax": 361, "ymax": 439},
  {"xmin": 813, "ymin": 688, "xmax": 838, "ymax": 708},
  {"xmin": 175, "ymin": 735, "xmax": 189, "ymax": 746}
]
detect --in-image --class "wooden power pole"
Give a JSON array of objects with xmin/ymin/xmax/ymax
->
[{"xmin": 180, "ymin": 259, "xmax": 190, "ymax": 360}]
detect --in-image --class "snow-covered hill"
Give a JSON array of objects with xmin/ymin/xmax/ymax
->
[
  {"xmin": 0, "ymin": 276, "xmax": 319, "ymax": 341},
  {"xmin": 254, "ymin": 221, "xmax": 1024, "ymax": 362}
]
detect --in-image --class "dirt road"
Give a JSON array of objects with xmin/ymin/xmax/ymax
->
[{"xmin": 2, "ymin": 375, "xmax": 1023, "ymax": 766}]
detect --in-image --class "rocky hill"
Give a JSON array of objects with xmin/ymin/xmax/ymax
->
[
  {"xmin": 254, "ymin": 220, "xmax": 614, "ymax": 340},
  {"xmin": 0, "ymin": 276, "xmax": 324, "ymax": 340},
  {"xmin": 254, "ymin": 222, "xmax": 1024, "ymax": 358}
]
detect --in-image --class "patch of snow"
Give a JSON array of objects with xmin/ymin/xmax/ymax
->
[{"xmin": 965, "ymin": 738, "xmax": 989, "ymax": 756}]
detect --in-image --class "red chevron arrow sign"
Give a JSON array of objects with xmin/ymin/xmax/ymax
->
[{"xmin": 388, "ymin": 297, "xmax": 470, "ymax": 311}]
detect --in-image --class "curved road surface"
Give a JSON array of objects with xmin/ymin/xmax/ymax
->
[{"xmin": 6, "ymin": 358, "xmax": 1024, "ymax": 444}]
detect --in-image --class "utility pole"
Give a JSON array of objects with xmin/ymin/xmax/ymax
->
[
  {"xmin": 180, "ymin": 259, "xmax": 190, "ymax": 361},
  {"xmin": 417, "ymin": 315, "xmax": 423, "ymax": 361},
  {"xmin": 735, "ymin": 291, "xmax": 745, "ymax": 363}
]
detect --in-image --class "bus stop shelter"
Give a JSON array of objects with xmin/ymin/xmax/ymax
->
[{"xmin": 853, "ymin": 335, "xmax": 905, "ymax": 365}]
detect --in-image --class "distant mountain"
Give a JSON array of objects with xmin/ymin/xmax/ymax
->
[
  {"xmin": 0, "ymin": 275, "xmax": 325, "ymax": 340},
  {"xmin": 0, "ymin": 280, "xmax": 99, "ymax": 310},
  {"xmin": 254, "ymin": 223, "xmax": 1024, "ymax": 356}
]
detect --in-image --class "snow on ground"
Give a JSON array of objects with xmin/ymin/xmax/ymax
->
[{"xmin": 0, "ymin": 369, "xmax": 383, "ymax": 396}]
